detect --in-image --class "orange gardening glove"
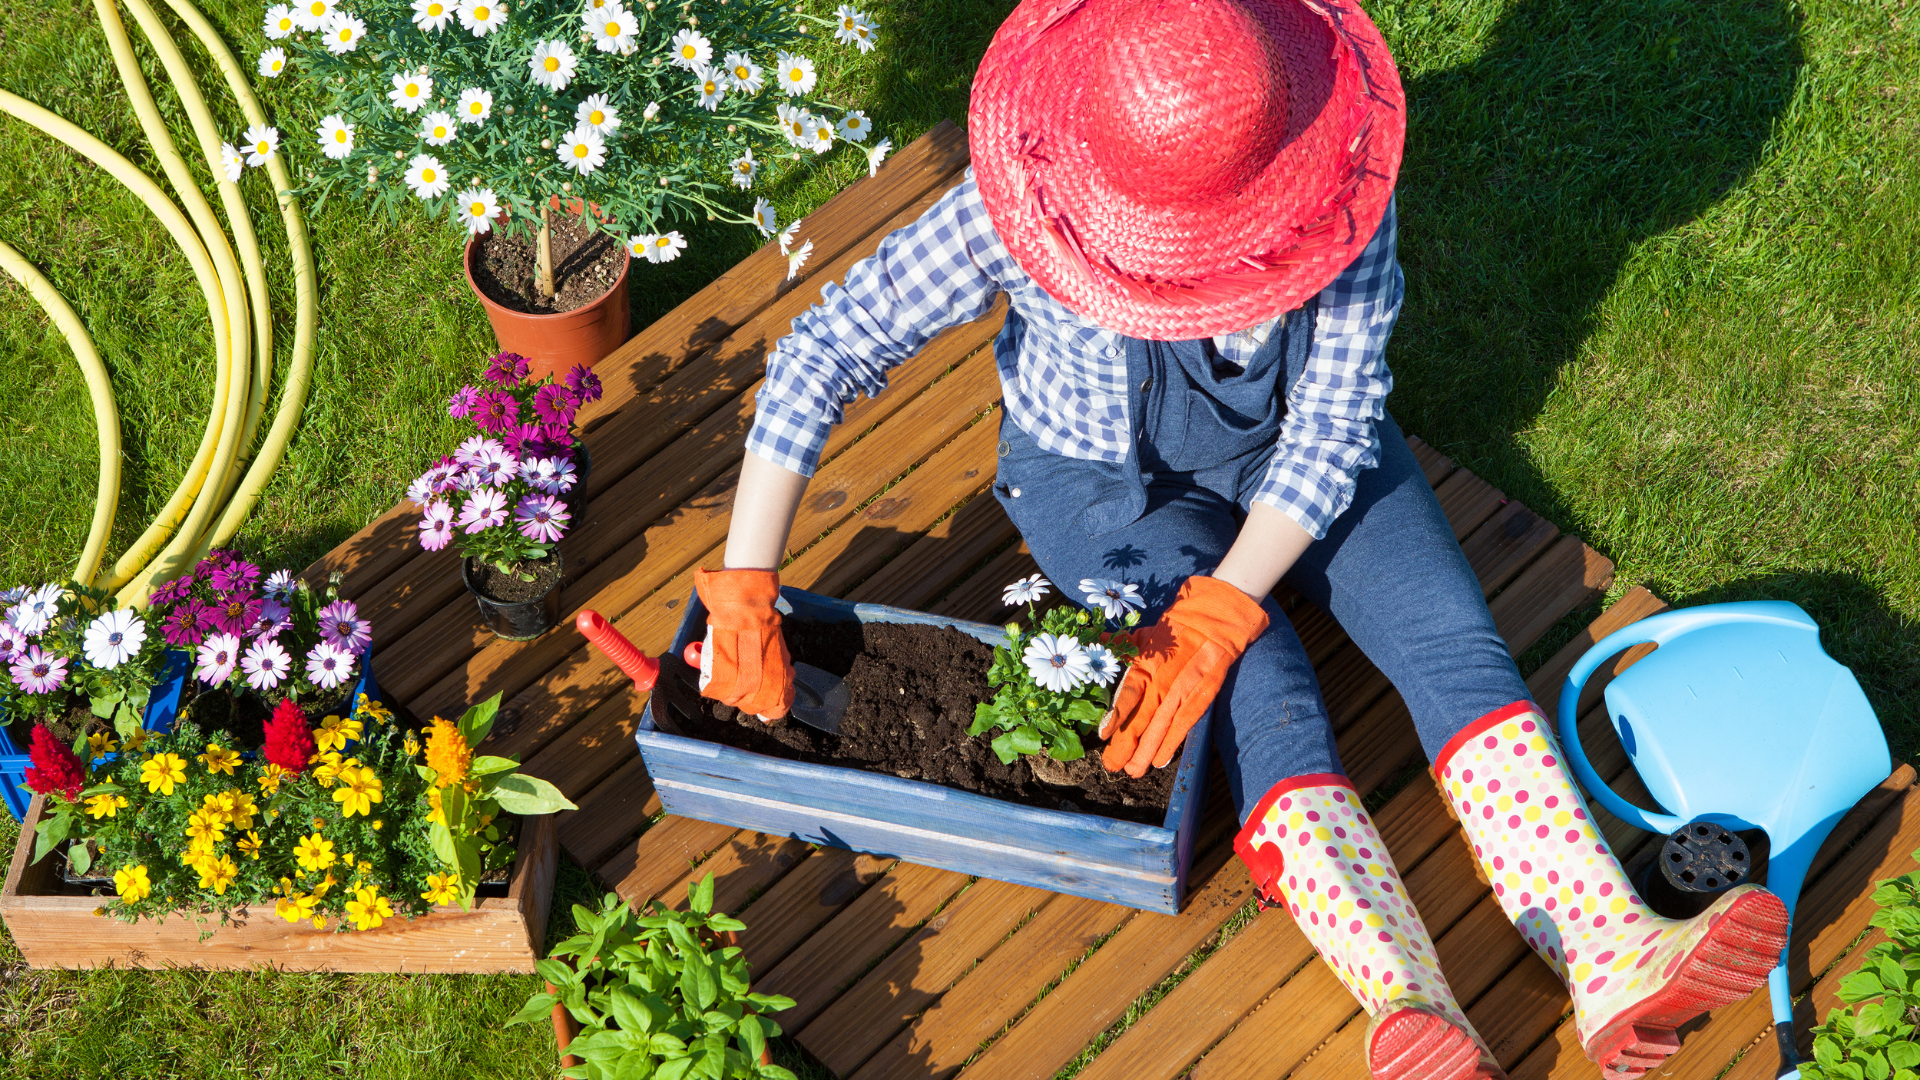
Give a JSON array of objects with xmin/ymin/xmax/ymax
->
[
  {"xmin": 693, "ymin": 567, "xmax": 794, "ymax": 720},
  {"xmin": 1099, "ymin": 575, "xmax": 1269, "ymax": 777}
]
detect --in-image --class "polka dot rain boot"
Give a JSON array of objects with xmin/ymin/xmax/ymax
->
[
  {"xmin": 1236, "ymin": 774, "xmax": 1507, "ymax": 1080},
  {"xmin": 1433, "ymin": 701, "xmax": 1790, "ymax": 1078}
]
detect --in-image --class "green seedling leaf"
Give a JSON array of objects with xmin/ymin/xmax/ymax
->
[
  {"xmin": 506, "ymin": 992, "xmax": 560, "ymax": 1027},
  {"xmin": 689, "ymin": 872, "xmax": 715, "ymax": 915},
  {"xmin": 490, "ymin": 772, "xmax": 579, "ymax": 814},
  {"xmin": 470, "ymin": 754, "xmax": 521, "ymax": 777},
  {"xmin": 459, "ymin": 692, "xmax": 502, "ymax": 747}
]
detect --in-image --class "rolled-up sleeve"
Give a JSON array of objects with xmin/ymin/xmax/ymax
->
[{"xmin": 1253, "ymin": 196, "xmax": 1403, "ymax": 538}]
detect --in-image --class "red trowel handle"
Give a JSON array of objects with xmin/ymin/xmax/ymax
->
[{"xmin": 576, "ymin": 609, "xmax": 661, "ymax": 692}]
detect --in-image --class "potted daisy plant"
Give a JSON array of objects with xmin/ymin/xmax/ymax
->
[{"xmin": 254, "ymin": 0, "xmax": 885, "ymax": 376}]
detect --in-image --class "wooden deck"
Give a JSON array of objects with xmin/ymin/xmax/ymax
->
[{"xmin": 308, "ymin": 123, "xmax": 1919, "ymax": 1079}]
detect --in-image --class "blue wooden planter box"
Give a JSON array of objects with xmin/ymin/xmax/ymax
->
[{"xmin": 635, "ymin": 587, "xmax": 1212, "ymax": 914}]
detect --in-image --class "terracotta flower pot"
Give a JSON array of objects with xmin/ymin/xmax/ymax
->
[{"xmin": 464, "ymin": 230, "xmax": 630, "ymax": 382}]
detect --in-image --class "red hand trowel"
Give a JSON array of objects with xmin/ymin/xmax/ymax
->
[{"xmin": 574, "ymin": 609, "xmax": 849, "ymax": 733}]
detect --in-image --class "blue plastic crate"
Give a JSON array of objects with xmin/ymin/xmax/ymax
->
[{"xmin": 636, "ymin": 586, "xmax": 1212, "ymax": 914}]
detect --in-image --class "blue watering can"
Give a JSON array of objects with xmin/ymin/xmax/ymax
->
[{"xmin": 1556, "ymin": 600, "xmax": 1889, "ymax": 1079}]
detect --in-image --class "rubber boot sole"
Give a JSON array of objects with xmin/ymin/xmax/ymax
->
[
  {"xmin": 1368, "ymin": 1007, "xmax": 1508, "ymax": 1080},
  {"xmin": 1583, "ymin": 889, "xmax": 1790, "ymax": 1078}
]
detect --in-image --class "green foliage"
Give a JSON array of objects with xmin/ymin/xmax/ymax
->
[
  {"xmin": 511, "ymin": 875, "xmax": 798, "ymax": 1080},
  {"xmin": 1798, "ymin": 849, "xmax": 1920, "ymax": 1080},
  {"xmin": 968, "ymin": 591, "xmax": 1137, "ymax": 766}
]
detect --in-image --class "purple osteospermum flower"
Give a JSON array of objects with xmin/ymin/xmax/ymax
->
[
  {"xmin": 447, "ymin": 384, "xmax": 480, "ymax": 419},
  {"xmin": 521, "ymin": 456, "xmax": 577, "ymax": 495},
  {"xmin": 209, "ymin": 560, "xmax": 262, "ymax": 594},
  {"xmin": 473, "ymin": 390, "xmax": 520, "ymax": 433},
  {"xmin": 454, "ymin": 435, "xmax": 502, "ymax": 466},
  {"xmin": 469, "ymin": 444, "xmax": 519, "ymax": 487},
  {"xmin": 305, "ymin": 640, "xmax": 356, "ymax": 690},
  {"xmin": 196, "ymin": 632, "xmax": 241, "ymax": 685},
  {"xmin": 566, "ymin": 364, "xmax": 602, "ymax": 403},
  {"xmin": 532, "ymin": 384, "xmax": 580, "ymax": 426},
  {"xmin": 501, "ymin": 421, "xmax": 542, "ymax": 456},
  {"xmin": 251, "ymin": 599, "xmax": 291, "ymax": 639},
  {"xmin": 149, "ymin": 575, "xmax": 195, "ymax": 605},
  {"xmin": 161, "ymin": 603, "xmax": 208, "ymax": 647},
  {"xmin": 425, "ymin": 458, "xmax": 462, "ymax": 493},
  {"xmin": 317, "ymin": 599, "xmax": 372, "ymax": 654},
  {"xmin": 457, "ymin": 487, "xmax": 509, "ymax": 534},
  {"xmin": 0, "ymin": 623, "xmax": 28, "ymax": 665},
  {"xmin": 193, "ymin": 550, "xmax": 229, "ymax": 581},
  {"xmin": 406, "ymin": 470, "xmax": 437, "ymax": 507},
  {"xmin": 11, "ymin": 645, "xmax": 69, "ymax": 694},
  {"xmin": 484, "ymin": 351, "xmax": 532, "ymax": 385},
  {"xmin": 240, "ymin": 637, "xmax": 292, "ymax": 691},
  {"xmin": 515, "ymin": 494, "xmax": 570, "ymax": 543},
  {"xmin": 418, "ymin": 500, "xmax": 456, "ymax": 551},
  {"xmin": 262, "ymin": 569, "xmax": 297, "ymax": 602},
  {"xmin": 210, "ymin": 592, "xmax": 262, "ymax": 636}
]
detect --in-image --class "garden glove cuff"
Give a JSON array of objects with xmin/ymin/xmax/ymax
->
[
  {"xmin": 1098, "ymin": 575, "xmax": 1269, "ymax": 777},
  {"xmin": 693, "ymin": 567, "xmax": 794, "ymax": 721}
]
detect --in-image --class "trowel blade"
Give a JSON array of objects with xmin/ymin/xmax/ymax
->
[{"xmin": 787, "ymin": 662, "xmax": 850, "ymax": 734}]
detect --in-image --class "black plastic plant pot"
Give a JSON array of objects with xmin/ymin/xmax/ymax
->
[
  {"xmin": 463, "ymin": 552, "xmax": 564, "ymax": 641},
  {"xmin": 564, "ymin": 443, "xmax": 592, "ymax": 530}
]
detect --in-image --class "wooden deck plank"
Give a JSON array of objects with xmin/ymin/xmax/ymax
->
[
  {"xmin": 556, "ymin": 755, "xmax": 659, "ymax": 866},
  {"xmin": 594, "ymin": 813, "xmax": 738, "ymax": 907},
  {"xmin": 930, "ymin": 543, "xmax": 1036, "ymax": 620},
  {"xmin": 1457, "ymin": 501, "xmax": 1562, "ymax": 599},
  {"xmin": 738, "ymin": 849, "xmax": 897, "ymax": 973},
  {"xmin": 1432, "ymin": 469, "xmax": 1507, "ymax": 543},
  {"xmin": 844, "ymin": 492, "xmax": 1021, "ymax": 609},
  {"xmin": 1406, "ymin": 435, "xmax": 1456, "ymax": 487},
  {"xmin": 1484, "ymin": 537, "xmax": 1615, "ymax": 665},
  {"xmin": 648, "ymin": 830, "xmax": 815, "ymax": 916}
]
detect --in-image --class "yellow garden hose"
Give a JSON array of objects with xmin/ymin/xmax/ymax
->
[{"xmin": 0, "ymin": 242, "xmax": 121, "ymax": 588}]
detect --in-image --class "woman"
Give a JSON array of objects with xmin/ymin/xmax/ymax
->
[{"xmin": 693, "ymin": 1, "xmax": 1789, "ymax": 1077}]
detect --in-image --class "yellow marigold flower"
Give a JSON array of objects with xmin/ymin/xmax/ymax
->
[
  {"xmin": 114, "ymin": 864, "xmax": 152, "ymax": 903},
  {"xmin": 86, "ymin": 731, "xmax": 118, "ymax": 758},
  {"xmin": 197, "ymin": 854, "xmax": 238, "ymax": 895},
  {"xmin": 200, "ymin": 792, "xmax": 230, "ymax": 824},
  {"xmin": 313, "ymin": 713, "xmax": 363, "ymax": 754},
  {"xmin": 420, "ymin": 872, "xmax": 460, "ymax": 905},
  {"xmin": 185, "ymin": 809, "xmax": 227, "ymax": 848},
  {"xmin": 345, "ymin": 886, "xmax": 394, "ymax": 931},
  {"xmin": 312, "ymin": 914, "xmax": 327, "ymax": 930},
  {"xmin": 275, "ymin": 893, "xmax": 317, "ymax": 924},
  {"xmin": 197, "ymin": 743, "xmax": 241, "ymax": 775},
  {"xmin": 181, "ymin": 848, "xmax": 214, "ymax": 874},
  {"xmin": 258, "ymin": 763, "xmax": 291, "ymax": 794},
  {"xmin": 293, "ymin": 832, "xmax": 337, "ymax": 873},
  {"xmin": 84, "ymin": 793, "xmax": 128, "ymax": 819},
  {"xmin": 140, "ymin": 753, "xmax": 188, "ymax": 795},
  {"xmin": 311, "ymin": 817, "xmax": 326, "ymax": 830},
  {"xmin": 237, "ymin": 831, "xmax": 262, "ymax": 860},
  {"xmin": 332, "ymin": 764, "xmax": 383, "ymax": 818},
  {"xmin": 310, "ymin": 751, "xmax": 346, "ymax": 788},
  {"xmin": 423, "ymin": 718, "xmax": 471, "ymax": 788}
]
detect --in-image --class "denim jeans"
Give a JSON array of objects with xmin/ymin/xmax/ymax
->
[{"xmin": 992, "ymin": 409, "xmax": 1531, "ymax": 822}]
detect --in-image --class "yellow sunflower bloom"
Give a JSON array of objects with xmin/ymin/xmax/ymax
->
[
  {"xmin": 113, "ymin": 864, "xmax": 152, "ymax": 903},
  {"xmin": 140, "ymin": 753, "xmax": 188, "ymax": 795},
  {"xmin": 293, "ymin": 832, "xmax": 337, "ymax": 873},
  {"xmin": 420, "ymin": 872, "xmax": 460, "ymax": 905},
  {"xmin": 237, "ymin": 831, "xmax": 263, "ymax": 860},
  {"xmin": 197, "ymin": 743, "xmax": 241, "ymax": 775},
  {"xmin": 185, "ymin": 809, "xmax": 227, "ymax": 848},
  {"xmin": 332, "ymin": 765, "xmax": 383, "ymax": 818},
  {"xmin": 196, "ymin": 854, "xmax": 239, "ymax": 894},
  {"xmin": 313, "ymin": 713, "xmax": 364, "ymax": 754},
  {"xmin": 84, "ymin": 793, "xmax": 128, "ymax": 819},
  {"xmin": 345, "ymin": 886, "xmax": 394, "ymax": 931},
  {"xmin": 423, "ymin": 718, "xmax": 471, "ymax": 788},
  {"xmin": 86, "ymin": 731, "xmax": 118, "ymax": 758}
]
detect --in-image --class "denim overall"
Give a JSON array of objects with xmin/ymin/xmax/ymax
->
[{"xmin": 992, "ymin": 307, "xmax": 1531, "ymax": 819}]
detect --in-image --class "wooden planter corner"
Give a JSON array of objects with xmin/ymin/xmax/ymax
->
[{"xmin": 0, "ymin": 793, "xmax": 558, "ymax": 973}]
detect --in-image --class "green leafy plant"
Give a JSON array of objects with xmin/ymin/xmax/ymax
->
[
  {"xmin": 969, "ymin": 574, "xmax": 1140, "ymax": 765},
  {"xmin": 1798, "ymin": 847, "xmax": 1920, "ymax": 1080},
  {"xmin": 511, "ymin": 873, "xmax": 798, "ymax": 1080}
]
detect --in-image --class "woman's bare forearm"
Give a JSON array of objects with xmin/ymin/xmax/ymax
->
[
  {"xmin": 1210, "ymin": 502, "xmax": 1315, "ymax": 602},
  {"xmin": 723, "ymin": 450, "xmax": 811, "ymax": 570}
]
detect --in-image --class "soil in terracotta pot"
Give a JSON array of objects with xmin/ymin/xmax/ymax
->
[
  {"xmin": 471, "ymin": 556, "xmax": 565, "ymax": 603},
  {"xmin": 472, "ymin": 214, "xmax": 623, "ymax": 314},
  {"xmin": 651, "ymin": 620, "xmax": 1178, "ymax": 825}
]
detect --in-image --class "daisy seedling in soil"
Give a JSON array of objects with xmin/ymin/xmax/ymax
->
[
  {"xmin": 264, "ymin": 0, "xmax": 883, "ymax": 297},
  {"xmin": 969, "ymin": 575, "xmax": 1142, "ymax": 765}
]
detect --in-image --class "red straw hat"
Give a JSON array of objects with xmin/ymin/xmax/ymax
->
[{"xmin": 968, "ymin": 0, "xmax": 1406, "ymax": 339}]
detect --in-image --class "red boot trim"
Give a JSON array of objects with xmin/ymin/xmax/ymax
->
[
  {"xmin": 1368, "ymin": 1007, "xmax": 1508, "ymax": 1080},
  {"xmin": 1432, "ymin": 700, "xmax": 1542, "ymax": 775},
  {"xmin": 1233, "ymin": 772, "xmax": 1354, "ymax": 902}
]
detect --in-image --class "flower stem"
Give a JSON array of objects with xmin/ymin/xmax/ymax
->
[{"xmin": 537, "ymin": 203, "xmax": 556, "ymax": 299}]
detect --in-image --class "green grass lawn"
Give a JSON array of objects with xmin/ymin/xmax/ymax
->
[{"xmin": 1, "ymin": 0, "xmax": 1916, "ymax": 1075}]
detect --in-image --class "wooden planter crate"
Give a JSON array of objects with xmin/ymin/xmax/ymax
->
[
  {"xmin": 637, "ymin": 587, "xmax": 1213, "ymax": 914},
  {"xmin": 0, "ymin": 793, "xmax": 557, "ymax": 973}
]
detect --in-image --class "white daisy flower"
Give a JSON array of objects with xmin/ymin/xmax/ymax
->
[
  {"xmin": 585, "ymin": 0, "xmax": 611, "ymax": 7},
  {"xmin": 457, "ymin": 0, "xmax": 506, "ymax": 36},
  {"xmin": 775, "ymin": 50, "xmax": 816, "ymax": 95},
  {"xmin": 729, "ymin": 147, "xmax": 756, "ymax": 189},
  {"xmin": 389, "ymin": 72, "xmax": 434, "ymax": 113},
  {"xmin": 322, "ymin": 11, "xmax": 365, "ymax": 53},
  {"xmin": 694, "ymin": 65, "xmax": 726, "ymax": 111},
  {"xmin": 720, "ymin": 51, "xmax": 764, "ymax": 94},
  {"xmin": 784, "ymin": 238, "xmax": 812, "ymax": 281},
  {"xmin": 804, "ymin": 114, "xmax": 833, "ymax": 153},
  {"xmin": 421, "ymin": 110, "xmax": 458, "ymax": 146},
  {"xmin": 625, "ymin": 234, "xmax": 651, "ymax": 259},
  {"xmin": 83, "ymin": 608, "xmax": 146, "ymax": 670},
  {"xmin": 558, "ymin": 125, "xmax": 606, "ymax": 175},
  {"xmin": 752, "ymin": 197, "xmax": 776, "ymax": 236},
  {"xmin": 777, "ymin": 216, "xmax": 802, "ymax": 253},
  {"xmin": 456, "ymin": 186, "xmax": 499, "ymax": 232},
  {"xmin": 411, "ymin": 0, "xmax": 453, "ymax": 31},
  {"xmin": 584, "ymin": 4, "xmax": 637, "ymax": 53},
  {"xmin": 291, "ymin": 0, "xmax": 333, "ymax": 31},
  {"xmin": 257, "ymin": 46, "xmax": 288, "ymax": 78},
  {"xmin": 457, "ymin": 87, "xmax": 493, "ymax": 124},
  {"xmin": 242, "ymin": 124, "xmax": 280, "ymax": 166},
  {"xmin": 833, "ymin": 6, "xmax": 875, "ymax": 49},
  {"xmin": 528, "ymin": 40, "xmax": 577, "ymax": 91},
  {"xmin": 1081, "ymin": 643, "xmax": 1121, "ymax": 687},
  {"xmin": 1002, "ymin": 574, "xmax": 1051, "ymax": 606},
  {"xmin": 646, "ymin": 230, "xmax": 686, "ymax": 263},
  {"xmin": 866, "ymin": 136, "xmax": 891, "ymax": 177},
  {"xmin": 1079, "ymin": 578, "xmax": 1143, "ymax": 620},
  {"xmin": 8, "ymin": 583, "xmax": 62, "ymax": 636},
  {"xmin": 219, "ymin": 142, "xmax": 244, "ymax": 182},
  {"xmin": 775, "ymin": 103, "xmax": 811, "ymax": 148},
  {"xmin": 405, "ymin": 153, "xmax": 451, "ymax": 198},
  {"xmin": 1023, "ymin": 633, "xmax": 1090, "ymax": 693},
  {"xmin": 847, "ymin": 14, "xmax": 877, "ymax": 53},
  {"xmin": 196, "ymin": 632, "xmax": 242, "ymax": 685},
  {"xmin": 575, "ymin": 93, "xmax": 619, "ymax": 134},
  {"xmin": 836, "ymin": 109, "xmax": 872, "ymax": 143},
  {"xmin": 669, "ymin": 28, "xmax": 711, "ymax": 70},
  {"xmin": 317, "ymin": 114, "xmax": 355, "ymax": 160},
  {"xmin": 642, "ymin": 100, "xmax": 661, "ymax": 121},
  {"xmin": 263, "ymin": 4, "xmax": 296, "ymax": 38}
]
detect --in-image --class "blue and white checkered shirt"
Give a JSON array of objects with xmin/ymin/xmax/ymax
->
[{"xmin": 748, "ymin": 172, "xmax": 1403, "ymax": 539}]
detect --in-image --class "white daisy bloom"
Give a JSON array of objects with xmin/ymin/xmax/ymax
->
[
  {"xmin": 291, "ymin": 0, "xmax": 333, "ymax": 31},
  {"xmin": 389, "ymin": 72, "xmax": 434, "ymax": 113},
  {"xmin": 558, "ymin": 125, "xmax": 606, "ymax": 175},
  {"xmin": 575, "ymin": 93, "xmax": 619, "ymax": 135},
  {"xmin": 456, "ymin": 187, "xmax": 500, "ymax": 233},
  {"xmin": 836, "ymin": 110, "xmax": 872, "ymax": 143},
  {"xmin": 784, "ymin": 238, "xmax": 812, "ymax": 281},
  {"xmin": 457, "ymin": 87, "xmax": 493, "ymax": 124},
  {"xmin": 219, "ymin": 142, "xmax": 244, "ymax": 182},
  {"xmin": 694, "ymin": 66, "xmax": 726, "ymax": 111},
  {"xmin": 729, "ymin": 147, "xmax": 756, "ymax": 190},
  {"xmin": 405, "ymin": 154, "xmax": 451, "ymax": 198},
  {"xmin": 263, "ymin": 4, "xmax": 297, "ymax": 38},
  {"xmin": 833, "ymin": 5, "xmax": 875, "ymax": 48},
  {"xmin": 752, "ymin": 197, "xmax": 776, "ymax": 236},
  {"xmin": 1079, "ymin": 578, "xmax": 1143, "ymax": 620},
  {"xmin": 646, "ymin": 230, "xmax": 687, "ymax": 263},
  {"xmin": 777, "ymin": 216, "xmax": 802, "ymax": 254},
  {"xmin": 804, "ymin": 114, "xmax": 833, "ymax": 153},
  {"xmin": 848, "ymin": 15, "xmax": 877, "ymax": 53},
  {"xmin": 317, "ymin": 114, "xmax": 355, "ymax": 160},
  {"xmin": 584, "ymin": 4, "xmax": 637, "ymax": 53},
  {"xmin": 7, "ymin": 583, "xmax": 61, "ymax": 636},
  {"xmin": 1002, "ymin": 574, "xmax": 1051, "ymax": 607},
  {"xmin": 411, "ymin": 0, "xmax": 453, "ymax": 31},
  {"xmin": 775, "ymin": 102, "xmax": 811, "ymax": 148},
  {"xmin": 642, "ymin": 100, "xmax": 661, "ymax": 121},
  {"xmin": 421, "ymin": 110, "xmax": 458, "ymax": 146},
  {"xmin": 775, "ymin": 50, "xmax": 816, "ymax": 95},
  {"xmin": 866, "ymin": 136, "xmax": 891, "ymax": 177},
  {"xmin": 720, "ymin": 51, "xmax": 764, "ymax": 94},
  {"xmin": 257, "ymin": 46, "xmax": 288, "ymax": 78},
  {"xmin": 242, "ymin": 124, "xmax": 280, "ymax": 166},
  {"xmin": 528, "ymin": 40, "xmax": 577, "ymax": 91},
  {"xmin": 585, "ymin": 0, "xmax": 611, "ymax": 8},
  {"xmin": 83, "ymin": 608, "xmax": 146, "ymax": 670},
  {"xmin": 1023, "ymin": 633, "xmax": 1091, "ymax": 693},
  {"xmin": 1081, "ymin": 643, "xmax": 1121, "ymax": 687},
  {"xmin": 625, "ymin": 234, "xmax": 650, "ymax": 259},
  {"xmin": 322, "ymin": 11, "xmax": 365, "ymax": 53},
  {"xmin": 457, "ymin": 0, "xmax": 506, "ymax": 36},
  {"xmin": 669, "ymin": 27, "xmax": 711, "ymax": 70}
]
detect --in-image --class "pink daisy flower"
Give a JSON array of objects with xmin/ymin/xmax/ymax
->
[
  {"xmin": 515, "ymin": 494, "xmax": 571, "ymax": 543},
  {"xmin": 458, "ymin": 487, "xmax": 509, "ymax": 534},
  {"xmin": 454, "ymin": 435, "xmax": 503, "ymax": 465},
  {"xmin": 305, "ymin": 640, "xmax": 357, "ymax": 690},
  {"xmin": 468, "ymin": 444, "xmax": 519, "ymax": 487},
  {"xmin": 533, "ymin": 383, "xmax": 580, "ymax": 426},
  {"xmin": 447, "ymin": 384, "xmax": 480, "ymax": 419},
  {"xmin": 418, "ymin": 500, "xmax": 455, "ymax": 551},
  {"xmin": 484, "ymin": 351, "xmax": 531, "ymax": 385},
  {"xmin": 9, "ymin": 644, "xmax": 67, "ymax": 694},
  {"xmin": 566, "ymin": 364, "xmax": 603, "ymax": 403},
  {"xmin": 316, "ymin": 599, "xmax": 372, "ymax": 654},
  {"xmin": 209, "ymin": 559, "xmax": 262, "ymax": 594},
  {"xmin": 0, "ymin": 623, "xmax": 27, "ymax": 665},
  {"xmin": 209, "ymin": 592, "xmax": 263, "ymax": 636},
  {"xmin": 240, "ymin": 637, "xmax": 293, "ymax": 691},
  {"xmin": 196, "ymin": 632, "xmax": 242, "ymax": 685},
  {"xmin": 521, "ymin": 456, "xmax": 577, "ymax": 494},
  {"xmin": 251, "ymin": 599, "xmax": 292, "ymax": 639},
  {"xmin": 473, "ymin": 390, "xmax": 520, "ymax": 432}
]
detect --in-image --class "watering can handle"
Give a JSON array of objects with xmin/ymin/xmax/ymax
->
[{"xmin": 1556, "ymin": 601, "xmax": 1818, "ymax": 836}]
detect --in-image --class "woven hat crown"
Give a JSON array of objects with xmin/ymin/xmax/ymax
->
[{"xmin": 1084, "ymin": 0, "xmax": 1292, "ymax": 204}]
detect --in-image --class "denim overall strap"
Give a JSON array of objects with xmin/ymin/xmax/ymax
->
[{"xmin": 1131, "ymin": 299, "xmax": 1315, "ymax": 476}]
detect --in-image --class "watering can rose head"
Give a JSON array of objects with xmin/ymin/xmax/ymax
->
[{"xmin": 968, "ymin": 575, "xmax": 1142, "ymax": 764}]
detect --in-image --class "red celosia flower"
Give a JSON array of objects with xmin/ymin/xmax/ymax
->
[
  {"xmin": 24, "ymin": 724, "xmax": 86, "ymax": 801},
  {"xmin": 263, "ymin": 698, "xmax": 316, "ymax": 775}
]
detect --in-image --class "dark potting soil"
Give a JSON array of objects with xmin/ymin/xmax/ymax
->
[
  {"xmin": 651, "ymin": 620, "xmax": 1177, "ymax": 825},
  {"xmin": 470, "ymin": 556, "xmax": 564, "ymax": 604},
  {"xmin": 182, "ymin": 684, "xmax": 272, "ymax": 751},
  {"xmin": 472, "ymin": 213, "xmax": 623, "ymax": 314}
]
